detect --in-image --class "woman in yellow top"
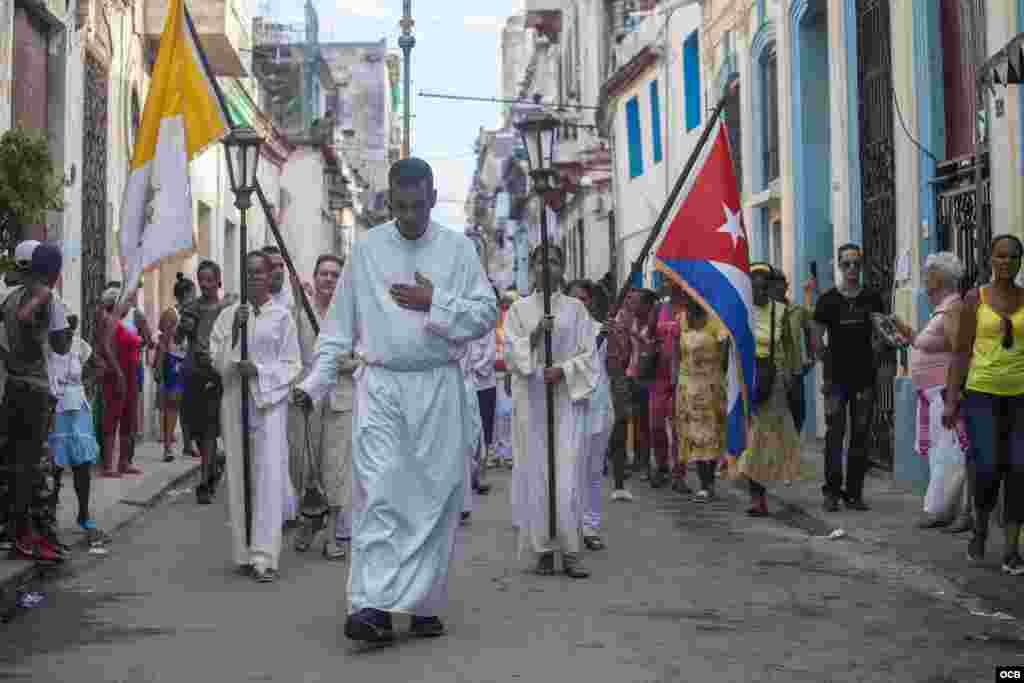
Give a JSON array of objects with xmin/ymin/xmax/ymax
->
[
  {"xmin": 675, "ymin": 295, "xmax": 729, "ymax": 502},
  {"xmin": 944, "ymin": 234, "xmax": 1024, "ymax": 572},
  {"xmin": 737, "ymin": 263, "xmax": 803, "ymax": 516}
]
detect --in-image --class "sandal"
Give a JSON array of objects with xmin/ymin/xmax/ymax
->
[{"xmin": 583, "ymin": 536, "xmax": 605, "ymax": 551}]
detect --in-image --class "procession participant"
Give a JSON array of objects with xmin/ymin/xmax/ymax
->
[
  {"xmin": 460, "ymin": 348, "xmax": 483, "ymax": 524},
  {"xmin": 262, "ymin": 246, "xmax": 292, "ymax": 312},
  {"xmin": 212, "ymin": 250, "xmax": 300, "ymax": 582},
  {"xmin": 493, "ymin": 290, "xmax": 518, "ymax": 470},
  {"xmin": 465, "ymin": 311, "xmax": 496, "ymax": 495},
  {"xmin": 155, "ymin": 274, "xmax": 196, "ymax": 462},
  {"xmin": 2, "ymin": 242, "xmax": 71, "ymax": 562},
  {"xmin": 176, "ymin": 260, "xmax": 231, "ymax": 504},
  {"xmin": 292, "ymin": 157, "xmax": 497, "ymax": 642},
  {"xmin": 506, "ymin": 245, "xmax": 596, "ymax": 579},
  {"xmin": 812, "ymin": 243, "xmax": 885, "ymax": 511},
  {"xmin": 47, "ymin": 313, "xmax": 106, "ymax": 546},
  {"xmin": 567, "ymin": 279, "xmax": 613, "ymax": 551},
  {"xmin": 288, "ymin": 254, "xmax": 357, "ymax": 561},
  {"xmin": 738, "ymin": 264, "xmax": 804, "ymax": 516},
  {"xmin": 675, "ymin": 295, "xmax": 729, "ymax": 502}
]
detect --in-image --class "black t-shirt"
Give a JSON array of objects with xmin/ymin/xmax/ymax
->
[{"xmin": 813, "ymin": 287, "xmax": 885, "ymax": 390}]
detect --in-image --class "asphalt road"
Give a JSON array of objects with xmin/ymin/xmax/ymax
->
[{"xmin": 1, "ymin": 470, "xmax": 1022, "ymax": 683}]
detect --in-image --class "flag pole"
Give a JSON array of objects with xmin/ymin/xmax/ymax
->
[
  {"xmin": 254, "ymin": 181, "xmax": 320, "ymax": 336},
  {"xmin": 613, "ymin": 81, "xmax": 734, "ymax": 310}
]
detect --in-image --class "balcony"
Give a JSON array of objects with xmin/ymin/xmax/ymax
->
[{"xmin": 145, "ymin": 0, "xmax": 249, "ymax": 77}]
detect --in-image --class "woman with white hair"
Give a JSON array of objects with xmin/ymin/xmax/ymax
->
[{"xmin": 893, "ymin": 251, "xmax": 972, "ymax": 532}]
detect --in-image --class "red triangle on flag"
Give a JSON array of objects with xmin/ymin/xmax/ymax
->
[{"xmin": 655, "ymin": 123, "xmax": 749, "ymax": 273}]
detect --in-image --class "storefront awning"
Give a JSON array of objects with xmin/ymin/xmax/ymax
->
[{"xmin": 979, "ymin": 32, "xmax": 1024, "ymax": 89}]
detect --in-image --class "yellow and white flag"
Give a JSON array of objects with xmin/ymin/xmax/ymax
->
[{"xmin": 119, "ymin": 0, "xmax": 230, "ymax": 290}]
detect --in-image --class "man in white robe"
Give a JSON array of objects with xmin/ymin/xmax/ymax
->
[
  {"xmin": 506, "ymin": 245, "xmax": 597, "ymax": 578},
  {"xmin": 212, "ymin": 251, "xmax": 301, "ymax": 583},
  {"xmin": 293, "ymin": 158, "xmax": 496, "ymax": 643}
]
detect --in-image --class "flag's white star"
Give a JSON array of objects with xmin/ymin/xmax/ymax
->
[{"xmin": 717, "ymin": 203, "xmax": 745, "ymax": 248}]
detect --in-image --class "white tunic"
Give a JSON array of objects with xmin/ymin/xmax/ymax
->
[
  {"xmin": 212, "ymin": 300, "xmax": 301, "ymax": 572},
  {"xmin": 300, "ymin": 220, "xmax": 497, "ymax": 616},
  {"xmin": 506, "ymin": 291, "xmax": 597, "ymax": 558}
]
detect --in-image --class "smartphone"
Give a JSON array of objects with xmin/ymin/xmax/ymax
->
[{"xmin": 810, "ymin": 261, "xmax": 818, "ymax": 280}]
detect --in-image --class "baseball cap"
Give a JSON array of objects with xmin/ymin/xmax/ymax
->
[
  {"xmin": 14, "ymin": 240, "xmax": 40, "ymax": 268},
  {"xmin": 29, "ymin": 242, "xmax": 62, "ymax": 277}
]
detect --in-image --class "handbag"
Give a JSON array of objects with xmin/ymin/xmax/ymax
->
[{"xmin": 754, "ymin": 302, "xmax": 776, "ymax": 407}]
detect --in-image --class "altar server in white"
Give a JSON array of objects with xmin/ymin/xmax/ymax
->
[
  {"xmin": 505, "ymin": 245, "xmax": 597, "ymax": 579},
  {"xmin": 212, "ymin": 250, "xmax": 301, "ymax": 583},
  {"xmin": 293, "ymin": 158, "xmax": 497, "ymax": 643}
]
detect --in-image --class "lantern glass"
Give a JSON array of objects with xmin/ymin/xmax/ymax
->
[
  {"xmin": 223, "ymin": 126, "xmax": 264, "ymax": 194},
  {"xmin": 513, "ymin": 112, "xmax": 559, "ymax": 174}
]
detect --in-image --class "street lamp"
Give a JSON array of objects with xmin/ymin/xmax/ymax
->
[
  {"xmin": 513, "ymin": 110, "xmax": 562, "ymax": 545},
  {"xmin": 222, "ymin": 125, "xmax": 263, "ymax": 548}
]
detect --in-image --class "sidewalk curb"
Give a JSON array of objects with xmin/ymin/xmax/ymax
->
[{"xmin": 1, "ymin": 462, "xmax": 202, "ymax": 596}]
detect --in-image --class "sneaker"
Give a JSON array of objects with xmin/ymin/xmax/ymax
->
[
  {"xmin": 1002, "ymin": 554, "xmax": 1024, "ymax": 576},
  {"xmin": 14, "ymin": 534, "xmax": 61, "ymax": 563},
  {"xmin": 162, "ymin": 452, "xmax": 175, "ymax": 463},
  {"xmin": 611, "ymin": 489, "xmax": 633, "ymax": 502},
  {"xmin": 968, "ymin": 534, "xmax": 986, "ymax": 563},
  {"xmin": 694, "ymin": 489, "xmax": 713, "ymax": 503}
]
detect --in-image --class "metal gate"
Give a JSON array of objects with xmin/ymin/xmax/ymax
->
[
  {"xmin": 936, "ymin": 156, "xmax": 991, "ymax": 289},
  {"xmin": 80, "ymin": 53, "xmax": 108, "ymax": 365},
  {"xmin": 856, "ymin": 0, "xmax": 896, "ymax": 468}
]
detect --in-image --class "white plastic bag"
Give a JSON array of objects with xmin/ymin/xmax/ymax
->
[{"xmin": 923, "ymin": 428, "xmax": 967, "ymax": 522}]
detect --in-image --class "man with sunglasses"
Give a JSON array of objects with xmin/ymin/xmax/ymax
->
[{"xmin": 811, "ymin": 244, "xmax": 885, "ymax": 512}]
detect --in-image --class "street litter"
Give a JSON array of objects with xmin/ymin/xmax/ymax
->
[
  {"xmin": 15, "ymin": 591, "xmax": 45, "ymax": 608},
  {"xmin": 165, "ymin": 487, "xmax": 192, "ymax": 497},
  {"xmin": 823, "ymin": 529, "xmax": 846, "ymax": 540},
  {"xmin": 969, "ymin": 609, "xmax": 1016, "ymax": 621},
  {"xmin": 88, "ymin": 546, "xmax": 109, "ymax": 556}
]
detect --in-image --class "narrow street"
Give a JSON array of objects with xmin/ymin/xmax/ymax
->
[{"xmin": 0, "ymin": 468, "xmax": 1019, "ymax": 683}]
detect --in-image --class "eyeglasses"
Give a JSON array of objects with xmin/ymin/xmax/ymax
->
[
  {"xmin": 838, "ymin": 259, "xmax": 862, "ymax": 270},
  {"xmin": 1003, "ymin": 317, "xmax": 1014, "ymax": 350}
]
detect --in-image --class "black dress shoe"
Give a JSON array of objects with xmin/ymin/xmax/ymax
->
[
  {"xmin": 563, "ymin": 556, "xmax": 590, "ymax": 579},
  {"xmin": 196, "ymin": 484, "xmax": 212, "ymax": 505},
  {"xmin": 344, "ymin": 608, "xmax": 395, "ymax": 643},
  {"xmin": 844, "ymin": 498, "xmax": 870, "ymax": 511},
  {"xmin": 409, "ymin": 616, "xmax": 446, "ymax": 638},
  {"xmin": 823, "ymin": 495, "xmax": 840, "ymax": 512}
]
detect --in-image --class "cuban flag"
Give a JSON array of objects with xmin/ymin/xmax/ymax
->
[{"xmin": 653, "ymin": 119, "xmax": 754, "ymax": 456}]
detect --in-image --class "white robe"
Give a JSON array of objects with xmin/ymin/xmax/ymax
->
[
  {"xmin": 212, "ymin": 300, "xmax": 301, "ymax": 572},
  {"xmin": 300, "ymin": 220, "xmax": 496, "ymax": 616},
  {"xmin": 506, "ymin": 291, "xmax": 597, "ymax": 558},
  {"xmin": 288, "ymin": 300, "xmax": 356, "ymax": 513}
]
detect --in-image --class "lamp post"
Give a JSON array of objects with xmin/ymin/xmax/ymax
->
[
  {"xmin": 513, "ymin": 110, "xmax": 561, "ymax": 543},
  {"xmin": 222, "ymin": 125, "xmax": 263, "ymax": 547},
  {"xmin": 399, "ymin": 0, "xmax": 415, "ymax": 158}
]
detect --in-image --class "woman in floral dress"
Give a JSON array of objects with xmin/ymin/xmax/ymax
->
[{"xmin": 675, "ymin": 295, "xmax": 729, "ymax": 502}]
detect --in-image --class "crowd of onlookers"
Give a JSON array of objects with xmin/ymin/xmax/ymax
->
[{"xmin": 0, "ymin": 232, "xmax": 1022, "ymax": 577}]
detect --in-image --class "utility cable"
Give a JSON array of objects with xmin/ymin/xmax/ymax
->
[{"xmin": 892, "ymin": 88, "xmax": 939, "ymax": 165}]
